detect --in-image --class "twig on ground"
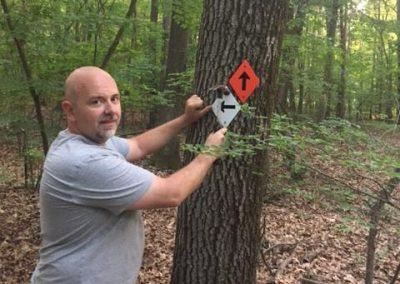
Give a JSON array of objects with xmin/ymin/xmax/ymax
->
[
  {"xmin": 274, "ymin": 242, "xmax": 299, "ymax": 279},
  {"xmin": 299, "ymin": 277, "xmax": 326, "ymax": 284}
]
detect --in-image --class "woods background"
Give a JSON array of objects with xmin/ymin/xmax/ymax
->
[{"xmin": 1, "ymin": 0, "xmax": 400, "ymax": 283}]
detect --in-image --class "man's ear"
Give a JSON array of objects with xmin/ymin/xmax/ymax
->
[{"xmin": 61, "ymin": 100, "xmax": 76, "ymax": 122}]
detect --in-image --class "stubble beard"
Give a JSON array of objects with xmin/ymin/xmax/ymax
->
[{"xmin": 95, "ymin": 114, "xmax": 120, "ymax": 143}]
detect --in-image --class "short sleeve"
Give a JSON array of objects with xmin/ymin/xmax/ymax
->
[
  {"xmin": 69, "ymin": 153, "xmax": 154, "ymax": 215},
  {"xmin": 107, "ymin": 136, "xmax": 129, "ymax": 157}
]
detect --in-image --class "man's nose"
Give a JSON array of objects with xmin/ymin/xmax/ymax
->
[{"xmin": 104, "ymin": 101, "xmax": 115, "ymax": 114}]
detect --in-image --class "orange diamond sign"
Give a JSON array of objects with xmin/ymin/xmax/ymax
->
[{"xmin": 228, "ymin": 60, "xmax": 260, "ymax": 103}]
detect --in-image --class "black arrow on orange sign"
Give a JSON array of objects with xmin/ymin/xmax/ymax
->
[{"xmin": 239, "ymin": 72, "xmax": 250, "ymax": 90}]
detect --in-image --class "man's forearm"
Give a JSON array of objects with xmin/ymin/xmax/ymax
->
[
  {"xmin": 164, "ymin": 154, "xmax": 216, "ymax": 204},
  {"xmin": 131, "ymin": 114, "xmax": 188, "ymax": 157},
  {"xmin": 128, "ymin": 153, "xmax": 216, "ymax": 210}
]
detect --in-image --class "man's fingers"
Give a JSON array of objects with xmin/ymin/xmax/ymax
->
[
  {"xmin": 199, "ymin": 105, "xmax": 212, "ymax": 115},
  {"xmin": 216, "ymin": 127, "xmax": 228, "ymax": 135}
]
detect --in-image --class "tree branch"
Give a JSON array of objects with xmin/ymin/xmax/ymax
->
[
  {"xmin": 1, "ymin": 0, "xmax": 49, "ymax": 155},
  {"xmin": 304, "ymin": 164, "xmax": 400, "ymax": 211},
  {"xmin": 100, "ymin": 0, "xmax": 136, "ymax": 69}
]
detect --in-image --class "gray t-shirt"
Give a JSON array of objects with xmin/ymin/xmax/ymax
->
[{"xmin": 31, "ymin": 130, "xmax": 154, "ymax": 284}]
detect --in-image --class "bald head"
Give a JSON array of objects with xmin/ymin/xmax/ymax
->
[
  {"xmin": 64, "ymin": 66, "xmax": 116, "ymax": 104},
  {"xmin": 61, "ymin": 66, "xmax": 121, "ymax": 144}
]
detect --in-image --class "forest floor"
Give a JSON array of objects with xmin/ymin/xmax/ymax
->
[{"xmin": 1, "ymin": 121, "xmax": 400, "ymax": 284}]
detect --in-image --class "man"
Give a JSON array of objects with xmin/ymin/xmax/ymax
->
[{"xmin": 31, "ymin": 66, "xmax": 226, "ymax": 283}]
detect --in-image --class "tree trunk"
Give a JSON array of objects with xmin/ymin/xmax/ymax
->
[
  {"xmin": 277, "ymin": 0, "xmax": 307, "ymax": 115},
  {"xmin": 298, "ymin": 60, "xmax": 305, "ymax": 114},
  {"xmin": 316, "ymin": 0, "xmax": 339, "ymax": 121},
  {"xmin": 149, "ymin": 0, "xmax": 189, "ymax": 170},
  {"xmin": 159, "ymin": 0, "xmax": 172, "ymax": 86},
  {"xmin": 171, "ymin": 1, "xmax": 288, "ymax": 283},
  {"xmin": 365, "ymin": 176, "xmax": 400, "ymax": 284},
  {"xmin": 397, "ymin": 0, "xmax": 400, "ymax": 123},
  {"xmin": 336, "ymin": 2, "xmax": 347, "ymax": 118},
  {"xmin": 149, "ymin": 0, "xmax": 159, "ymax": 67}
]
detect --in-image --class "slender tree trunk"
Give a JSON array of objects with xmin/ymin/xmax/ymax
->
[
  {"xmin": 93, "ymin": 0, "xmax": 107, "ymax": 65},
  {"xmin": 151, "ymin": 0, "xmax": 158, "ymax": 22},
  {"xmin": 277, "ymin": 0, "xmax": 307, "ymax": 115},
  {"xmin": 365, "ymin": 176, "xmax": 400, "ymax": 284},
  {"xmin": 1, "ymin": 0, "xmax": 49, "ymax": 155},
  {"xmin": 397, "ymin": 0, "xmax": 400, "ymax": 123},
  {"xmin": 171, "ymin": 1, "xmax": 288, "ymax": 283},
  {"xmin": 385, "ymin": 73, "xmax": 393, "ymax": 121},
  {"xmin": 149, "ymin": 0, "xmax": 189, "ymax": 170},
  {"xmin": 316, "ymin": 0, "xmax": 339, "ymax": 121},
  {"xmin": 101, "ymin": 0, "xmax": 137, "ymax": 69},
  {"xmin": 336, "ymin": 2, "xmax": 347, "ymax": 118},
  {"xmin": 149, "ymin": 0, "xmax": 159, "ymax": 67},
  {"xmin": 298, "ymin": 60, "xmax": 305, "ymax": 114},
  {"xmin": 159, "ymin": 0, "xmax": 171, "ymax": 86}
]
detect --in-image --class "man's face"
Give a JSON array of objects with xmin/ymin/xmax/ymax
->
[{"xmin": 71, "ymin": 74, "xmax": 121, "ymax": 144}]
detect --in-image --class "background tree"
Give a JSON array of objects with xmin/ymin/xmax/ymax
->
[
  {"xmin": 149, "ymin": 0, "xmax": 190, "ymax": 169},
  {"xmin": 276, "ymin": 0, "xmax": 308, "ymax": 115},
  {"xmin": 316, "ymin": 0, "xmax": 339, "ymax": 121},
  {"xmin": 336, "ymin": 0, "xmax": 348, "ymax": 118}
]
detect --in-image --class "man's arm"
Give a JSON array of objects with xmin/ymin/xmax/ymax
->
[
  {"xmin": 126, "ymin": 95, "xmax": 211, "ymax": 161},
  {"xmin": 127, "ymin": 128, "xmax": 227, "ymax": 210}
]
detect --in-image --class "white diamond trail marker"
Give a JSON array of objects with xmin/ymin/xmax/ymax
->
[{"xmin": 212, "ymin": 89, "xmax": 241, "ymax": 127}]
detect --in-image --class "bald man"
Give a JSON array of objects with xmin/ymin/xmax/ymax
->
[{"xmin": 30, "ymin": 66, "xmax": 226, "ymax": 284}]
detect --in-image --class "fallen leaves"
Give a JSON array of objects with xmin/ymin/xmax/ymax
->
[{"xmin": 1, "ymin": 127, "xmax": 400, "ymax": 283}]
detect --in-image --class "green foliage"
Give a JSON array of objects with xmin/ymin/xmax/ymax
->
[{"xmin": 172, "ymin": 0, "xmax": 202, "ymax": 30}]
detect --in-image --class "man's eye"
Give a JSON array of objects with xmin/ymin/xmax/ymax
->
[
  {"xmin": 111, "ymin": 97, "xmax": 120, "ymax": 103},
  {"xmin": 90, "ymin": 100, "xmax": 101, "ymax": 105}
]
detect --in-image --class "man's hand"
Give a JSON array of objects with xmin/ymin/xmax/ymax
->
[
  {"xmin": 199, "ymin": 128, "xmax": 228, "ymax": 162},
  {"xmin": 205, "ymin": 128, "xmax": 227, "ymax": 147},
  {"xmin": 183, "ymin": 94, "xmax": 212, "ymax": 124}
]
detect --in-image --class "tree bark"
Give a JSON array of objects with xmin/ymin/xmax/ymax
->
[
  {"xmin": 1, "ymin": 0, "xmax": 49, "ymax": 155},
  {"xmin": 171, "ymin": 1, "xmax": 288, "ymax": 283},
  {"xmin": 100, "ymin": 0, "xmax": 136, "ymax": 69}
]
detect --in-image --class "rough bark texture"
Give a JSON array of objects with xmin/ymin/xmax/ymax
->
[
  {"xmin": 171, "ymin": 1, "xmax": 288, "ymax": 283},
  {"xmin": 149, "ymin": 0, "xmax": 189, "ymax": 170}
]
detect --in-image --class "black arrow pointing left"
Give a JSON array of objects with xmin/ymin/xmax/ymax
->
[{"xmin": 221, "ymin": 101, "xmax": 235, "ymax": 112}]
